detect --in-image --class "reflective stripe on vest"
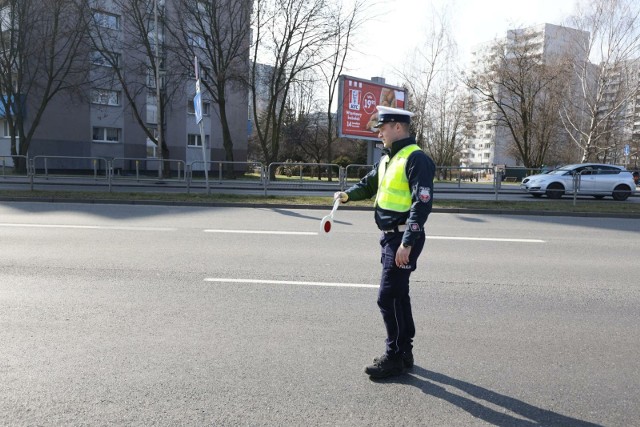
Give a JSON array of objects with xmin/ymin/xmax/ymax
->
[{"xmin": 375, "ymin": 144, "xmax": 421, "ymax": 212}]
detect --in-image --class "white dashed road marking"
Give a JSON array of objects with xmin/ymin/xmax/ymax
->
[
  {"xmin": 204, "ymin": 229, "xmax": 317, "ymax": 236},
  {"xmin": 428, "ymin": 236, "xmax": 545, "ymax": 243},
  {"xmin": 0, "ymin": 223, "xmax": 177, "ymax": 232},
  {"xmin": 0, "ymin": 224, "xmax": 545, "ymax": 243},
  {"xmin": 204, "ymin": 278, "xmax": 377, "ymax": 288}
]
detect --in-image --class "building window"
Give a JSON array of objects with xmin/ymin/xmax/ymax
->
[
  {"xmin": 187, "ymin": 32, "xmax": 206, "ymax": 48},
  {"xmin": 2, "ymin": 120, "xmax": 17, "ymax": 138},
  {"xmin": 197, "ymin": 1, "xmax": 208, "ymax": 12},
  {"xmin": 91, "ymin": 89, "xmax": 121, "ymax": 106},
  {"xmin": 91, "ymin": 50, "xmax": 120, "ymax": 68},
  {"xmin": 147, "ymin": 67, "xmax": 166, "ymax": 89},
  {"xmin": 146, "ymin": 128, "xmax": 159, "ymax": 157},
  {"xmin": 187, "ymin": 133, "xmax": 209, "ymax": 147},
  {"xmin": 189, "ymin": 64, "xmax": 211, "ymax": 81},
  {"xmin": 147, "ymin": 141, "xmax": 157, "ymax": 158},
  {"xmin": 147, "ymin": 92, "xmax": 158, "ymax": 124},
  {"xmin": 187, "ymin": 100, "xmax": 210, "ymax": 115},
  {"xmin": 92, "ymin": 10, "xmax": 120, "ymax": 30},
  {"xmin": 199, "ymin": 65, "xmax": 211, "ymax": 82},
  {"xmin": 92, "ymin": 126, "xmax": 121, "ymax": 143}
]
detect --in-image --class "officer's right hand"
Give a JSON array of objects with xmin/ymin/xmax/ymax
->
[{"xmin": 334, "ymin": 191, "xmax": 348, "ymax": 203}]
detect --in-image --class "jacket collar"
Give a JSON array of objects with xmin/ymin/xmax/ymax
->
[{"xmin": 385, "ymin": 136, "xmax": 416, "ymax": 158}]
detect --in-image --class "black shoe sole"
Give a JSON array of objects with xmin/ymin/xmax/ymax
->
[
  {"xmin": 373, "ymin": 357, "xmax": 413, "ymax": 369},
  {"xmin": 366, "ymin": 367, "xmax": 405, "ymax": 379}
]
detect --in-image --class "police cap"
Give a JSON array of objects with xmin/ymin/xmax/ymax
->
[{"xmin": 373, "ymin": 106, "xmax": 415, "ymax": 129}]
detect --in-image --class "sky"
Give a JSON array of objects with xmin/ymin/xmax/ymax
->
[{"xmin": 344, "ymin": 0, "xmax": 585, "ymax": 86}]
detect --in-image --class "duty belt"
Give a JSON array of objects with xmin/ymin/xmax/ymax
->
[{"xmin": 383, "ymin": 224, "xmax": 407, "ymax": 233}]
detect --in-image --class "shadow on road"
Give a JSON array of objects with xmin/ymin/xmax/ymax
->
[
  {"xmin": 374, "ymin": 366, "xmax": 603, "ymax": 427},
  {"xmin": 0, "ymin": 200, "xmax": 637, "ymax": 234},
  {"xmin": 269, "ymin": 207, "xmax": 353, "ymax": 226}
]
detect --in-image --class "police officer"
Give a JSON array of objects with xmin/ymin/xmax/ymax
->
[{"xmin": 334, "ymin": 105, "xmax": 435, "ymax": 379}]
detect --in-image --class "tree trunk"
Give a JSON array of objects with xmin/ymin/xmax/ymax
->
[
  {"xmin": 13, "ymin": 156, "xmax": 27, "ymax": 175},
  {"xmin": 218, "ymin": 97, "xmax": 236, "ymax": 179}
]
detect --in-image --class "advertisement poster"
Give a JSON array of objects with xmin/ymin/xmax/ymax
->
[{"xmin": 337, "ymin": 75, "xmax": 406, "ymax": 140}]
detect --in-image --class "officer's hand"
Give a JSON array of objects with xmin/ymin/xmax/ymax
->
[
  {"xmin": 334, "ymin": 192, "xmax": 348, "ymax": 203},
  {"xmin": 396, "ymin": 245, "xmax": 411, "ymax": 268}
]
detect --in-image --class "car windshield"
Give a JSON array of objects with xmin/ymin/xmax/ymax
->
[{"xmin": 547, "ymin": 166, "xmax": 574, "ymax": 175}]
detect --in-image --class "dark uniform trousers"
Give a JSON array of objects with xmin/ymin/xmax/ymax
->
[{"xmin": 378, "ymin": 231, "xmax": 425, "ymax": 357}]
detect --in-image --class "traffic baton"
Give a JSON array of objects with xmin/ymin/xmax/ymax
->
[{"xmin": 320, "ymin": 198, "xmax": 341, "ymax": 234}]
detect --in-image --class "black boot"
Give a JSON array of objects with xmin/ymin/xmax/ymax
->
[
  {"xmin": 373, "ymin": 351, "xmax": 413, "ymax": 369},
  {"xmin": 365, "ymin": 354, "xmax": 404, "ymax": 379}
]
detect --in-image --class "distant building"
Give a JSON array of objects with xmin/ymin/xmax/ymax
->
[
  {"xmin": 462, "ymin": 23, "xmax": 590, "ymax": 168},
  {"xmin": 0, "ymin": 0, "xmax": 249, "ymax": 172},
  {"xmin": 597, "ymin": 59, "xmax": 640, "ymax": 167}
]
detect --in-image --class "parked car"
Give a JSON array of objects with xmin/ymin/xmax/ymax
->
[{"xmin": 520, "ymin": 163, "xmax": 636, "ymax": 201}]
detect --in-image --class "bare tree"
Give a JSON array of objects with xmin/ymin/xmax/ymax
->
[
  {"xmin": 463, "ymin": 29, "xmax": 570, "ymax": 168},
  {"xmin": 0, "ymin": 0, "xmax": 88, "ymax": 172},
  {"xmin": 281, "ymin": 110, "xmax": 329, "ymax": 174},
  {"xmin": 250, "ymin": 0, "xmax": 333, "ymax": 177},
  {"xmin": 401, "ymin": 7, "xmax": 456, "ymax": 151},
  {"xmin": 398, "ymin": 6, "xmax": 467, "ymax": 170},
  {"xmin": 420, "ymin": 81, "xmax": 466, "ymax": 168},
  {"xmin": 83, "ymin": 0, "xmax": 184, "ymax": 177},
  {"xmin": 171, "ymin": 0, "xmax": 252, "ymax": 176},
  {"xmin": 562, "ymin": 0, "xmax": 640, "ymax": 163},
  {"xmin": 317, "ymin": 0, "xmax": 365, "ymax": 179},
  {"xmin": 280, "ymin": 74, "xmax": 331, "ymax": 177}
]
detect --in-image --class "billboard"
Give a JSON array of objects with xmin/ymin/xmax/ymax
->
[{"xmin": 337, "ymin": 75, "xmax": 407, "ymax": 140}]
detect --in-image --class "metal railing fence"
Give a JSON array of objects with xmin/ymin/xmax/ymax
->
[
  {"xmin": 0, "ymin": 158, "xmax": 554, "ymax": 196},
  {"xmin": 265, "ymin": 162, "xmax": 342, "ymax": 191},
  {"xmin": 0, "ymin": 155, "xmax": 29, "ymax": 179},
  {"xmin": 110, "ymin": 157, "xmax": 186, "ymax": 182},
  {"xmin": 344, "ymin": 164, "xmax": 374, "ymax": 184},
  {"xmin": 31, "ymin": 156, "xmax": 109, "ymax": 180},
  {"xmin": 4, "ymin": 157, "xmax": 636, "ymax": 201},
  {"xmin": 187, "ymin": 161, "xmax": 265, "ymax": 194}
]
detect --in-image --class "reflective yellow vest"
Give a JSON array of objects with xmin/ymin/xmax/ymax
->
[{"xmin": 375, "ymin": 144, "xmax": 421, "ymax": 212}]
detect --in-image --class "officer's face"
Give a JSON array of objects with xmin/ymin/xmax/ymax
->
[{"xmin": 377, "ymin": 122, "xmax": 402, "ymax": 148}]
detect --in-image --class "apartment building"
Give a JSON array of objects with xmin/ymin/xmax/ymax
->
[
  {"xmin": 628, "ymin": 61, "xmax": 640, "ymax": 168},
  {"xmin": 0, "ymin": 0, "xmax": 249, "ymax": 173},
  {"xmin": 462, "ymin": 23, "xmax": 590, "ymax": 168},
  {"xmin": 597, "ymin": 59, "xmax": 640, "ymax": 167}
]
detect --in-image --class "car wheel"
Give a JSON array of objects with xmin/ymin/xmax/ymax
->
[
  {"xmin": 593, "ymin": 195, "xmax": 605, "ymax": 199},
  {"xmin": 545, "ymin": 183, "xmax": 564, "ymax": 199},
  {"xmin": 612, "ymin": 184, "xmax": 631, "ymax": 201}
]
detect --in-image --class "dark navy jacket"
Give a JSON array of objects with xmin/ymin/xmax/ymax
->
[{"xmin": 344, "ymin": 136, "xmax": 435, "ymax": 246}]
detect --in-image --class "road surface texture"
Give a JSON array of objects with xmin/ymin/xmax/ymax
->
[{"xmin": 1, "ymin": 202, "xmax": 639, "ymax": 426}]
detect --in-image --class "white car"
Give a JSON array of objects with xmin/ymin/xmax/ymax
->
[{"xmin": 520, "ymin": 163, "xmax": 636, "ymax": 201}]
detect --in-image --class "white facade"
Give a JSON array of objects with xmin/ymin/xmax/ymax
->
[
  {"xmin": 462, "ymin": 24, "xmax": 590, "ymax": 168},
  {"xmin": 599, "ymin": 59, "xmax": 640, "ymax": 167}
]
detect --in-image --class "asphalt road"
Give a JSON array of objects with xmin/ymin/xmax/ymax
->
[{"xmin": 1, "ymin": 202, "xmax": 639, "ymax": 426}]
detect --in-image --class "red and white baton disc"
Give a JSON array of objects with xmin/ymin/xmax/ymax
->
[{"xmin": 320, "ymin": 199, "xmax": 340, "ymax": 235}]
